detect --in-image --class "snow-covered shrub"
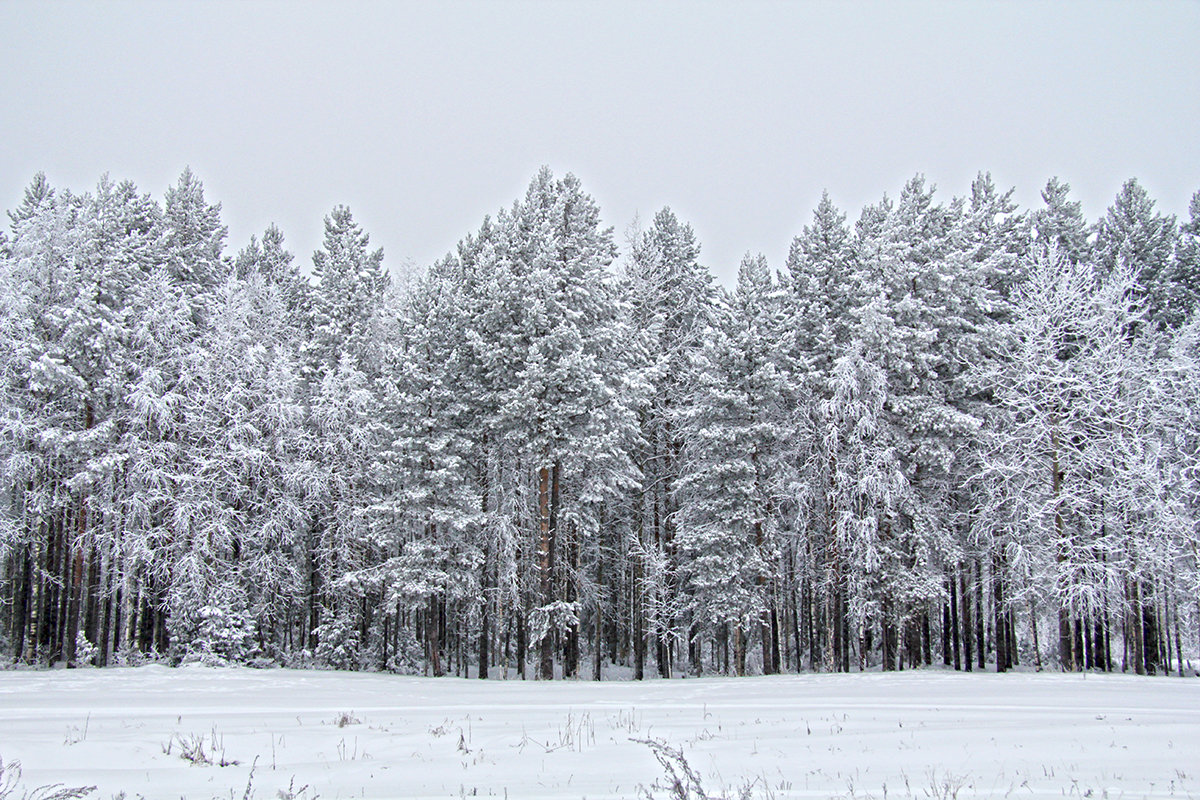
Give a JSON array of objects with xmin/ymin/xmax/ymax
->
[
  {"xmin": 385, "ymin": 623, "xmax": 423, "ymax": 674},
  {"xmin": 279, "ymin": 647, "xmax": 315, "ymax": 669},
  {"xmin": 179, "ymin": 605, "xmax": 260, "ymax": 666},
  {"xmin": 312, "ymin": 613, "xmax": 362, "ymax": 670},
  {"xmin": 111, "ymin": 645, "xmax": 164, "ymax": 667},
  {"xmin": 72, "ymin": 633, "xmax": 98, "ymax": 667}
]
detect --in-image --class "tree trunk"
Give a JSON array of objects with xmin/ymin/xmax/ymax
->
[
  {"xmin": 1172, "ymin": 592, "xmax": 1184, "ymax": 677},
  {"xmin": 478, "ymin": 573, "xmax": 489, "ymax": 680},
  {"xmin": 593, "ymin": 595, "xmax": 603, "ymax": 681},
  {"xmin": 806, "ymin": 578, "xmax": 819, "ymax": 672},
  {"xmin": 563, "ymin": 515, "xmax": 579, "ymax": 679},
  {"xmin": 974, "ymin": 559, "xmax": 985, "ymax": 669},
  {"xmin": 307, "ymin": 537, "xmax": 321, "ymax": 652},
  {"xmin": 922, "ymin": 610, "xmax": 932, "ymax": 666},
  {"xmin": 1132, "ymin": 580, "xmax": 1145, "ymax": 675},
  {"xmin": 1029, "ymin": 598, "xmax": 1042, "ymax": 671},
  {"xmin": 993, "ymin": 550, "xmax": 1007, "ymax": 673},
  {"xmin": 881, "ymin": 595, "xmax": 895, "ymax": 671},
  {"xmin": 537, "ymin": 461, "xmax": 555, "ymax": 681},
  {"xmin": 516, "ymin": 599, "xmax": 526, "ymax": 680},
  {"xmin": 1059, "ymin": 607, "xmax": 1075, "ymax": 672},
  {"xmin": 942, "ymin": 582, "xmax": 952, "ymax": 667},
  {"xmin": 842, "ymin": 593, "xmax": 853, "ymax": 673},
  {"xmin": 12, "ymin": 550, "xmax": 31, "ymax": 662},
  {"xmin": 791, "ymin": 579, "xmax": 803, "ymax": 673},
  {"xmin": 1140, "ymin": 581, "xmax": 1157, "ymax": 675},
  {"xmin": 950, "ymin": 575, "xmax": 961, "ymax": 671},
  {"xmin": 633, "ymin": 559, "xmax": 645, "ymax": 680},
  {"xmin": 960, "ymin": 569, "xmax": 972, "ymax": 673},
  {"xmin": 729, "ymin": 623, "xmax": 739, "ymax": 681},
  {"xmin": 760, "ymin": 612, "xmax": 773, "ymax": 675},
  {"xmin": 1007, "ymin": 609, "xmax": 1018, "ymax": 669},
  {"xmin": 428, "ymin": 594, "xmax": 443, "ymax": 677},
  {"xmin": 593, "ymin": 545, "xmax": 603, "ymax": 681}
]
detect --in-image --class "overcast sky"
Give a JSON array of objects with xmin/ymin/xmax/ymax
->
[{"xmin": 2, "ymin": 1, "xmax": 1197, "ymax": 285}]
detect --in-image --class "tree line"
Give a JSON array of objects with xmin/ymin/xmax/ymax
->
[{"xmin": 1, "ymin": 166, "xmax": 1198, "ymax": 678}]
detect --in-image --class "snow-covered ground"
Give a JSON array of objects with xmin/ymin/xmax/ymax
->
[{"xmin": 1, "ymin": 666, "xmax": 1197, "ymax": 799}]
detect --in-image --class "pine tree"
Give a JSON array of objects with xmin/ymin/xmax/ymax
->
[
  {"xmin": 676, "ymin": 254, "xmax": 788, "ymax": 675},
  {"xmin": 848, "ymin": 177, "xmax": 958, "ymax": 670},
  {"xmin": 785, "ymin": 191, "xmax": 858, "ymax": 374},
  {"xmin": 506, "ymin": 169, "xmax": 633, "ymax": 680},
  {"xmin": 373, "ymin": 256, "xmax": 486, "ymax": 675},
  {"xmin": 161, "ymin": 168, "xmax": 229, "ymax": 310},
  {"xmin": 1032, "ymin": 177, "xmax": 1089, "ymax": 264},
  {"xmin": 625, "ymin": 207, "xmax": 717, "ymax": 678},
  {"xmin": 0, "ymin": 174, "xmax": 83, "ymax": 665},
  {"xmin": 1094, "ymin": 178, "xmax": 1179, "ymax": 330},
  {"xmin": 290, "ymin": 205, "xmax": 389, "ymax": 664},
  {"xmin": 309, "ymin": 205, "xmax": 387, "ymax": 375},
  {"xmin": 235, "ymin": 224, "xmax": 311, "ymax": 333},
  {"xmin": 1165, "ymin": 190, "xmax": 1200, "ymax": 330},
  {"xmin": 165, "ymin": 272, "xmax": 308, "ymax": 664}
]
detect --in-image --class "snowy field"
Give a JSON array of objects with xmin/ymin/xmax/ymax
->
[{"xmin": 1, "ymin": 667, "xmax": 1198, "ymax": 800}]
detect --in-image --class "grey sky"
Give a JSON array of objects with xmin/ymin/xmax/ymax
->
[{"xmin": 2, "ymin": 1, "xmax": 1197, "ymax": 285}]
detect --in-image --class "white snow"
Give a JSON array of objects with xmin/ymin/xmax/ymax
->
[{"xmin": 2, "ymin": 667, "xmax": 1197, "ymax": 799}]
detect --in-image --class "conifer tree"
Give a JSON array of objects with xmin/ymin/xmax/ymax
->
[
  {"xmin": 1032, "ymin": 177, "xmax": 1090, "ymax": 264},
  {"xmin": 625, "ymin": 207, "xmax": 716, "ymax": 678},
  {"xmin": 161, "ymin": 168, "xmax": 229, "ymax": 312},
  {"xmin": 677, "ymin": 254, "xmax": 788, "ymax": 674},
  {"xmin": 309, "ymin": 206, "xmax": 387, "ymax": 374},
  {"xmin": 1094, "ymin": 179, "xmax": 1179, "ymax": 330}
]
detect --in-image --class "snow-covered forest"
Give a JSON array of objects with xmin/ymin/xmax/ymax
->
[{"xmin": 2, "ymin": 166, "xmax": 1198, "ymax": 680}]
